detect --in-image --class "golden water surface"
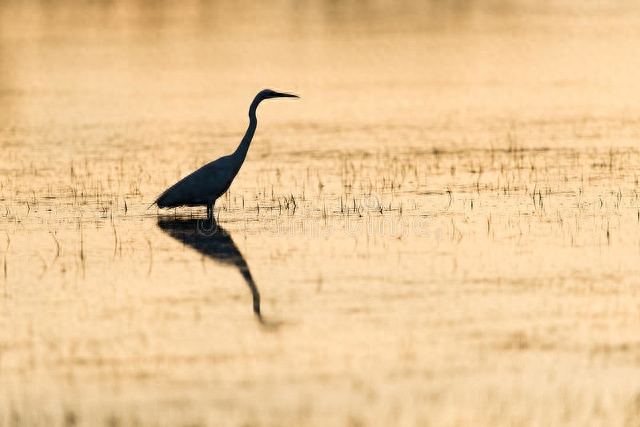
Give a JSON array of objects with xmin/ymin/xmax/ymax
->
[{"xmin": 1, "ymin": 1, "xmax": 640, "ymax": 426}]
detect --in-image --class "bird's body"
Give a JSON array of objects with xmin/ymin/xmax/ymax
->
[
  {"xmin": 156, "ymin": 154, "xmax": 236, "ymax": 208},
  {"xmin": 155, "ymin": 89, "xmax": 298, "ymax": 218}
]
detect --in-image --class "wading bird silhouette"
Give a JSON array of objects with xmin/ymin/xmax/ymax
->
[{"xmin": 155, "ymin": 89, "xmax": 299, "ymax": 219}]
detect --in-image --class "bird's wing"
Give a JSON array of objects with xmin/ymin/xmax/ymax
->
[{"xmin": 155, "ymin": 157, "xmax": 235, "ymax": 208}]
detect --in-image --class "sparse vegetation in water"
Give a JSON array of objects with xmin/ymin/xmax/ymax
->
[{"xmin": 2, "ymin": 2, "xmax": 640, "ymax": 426}]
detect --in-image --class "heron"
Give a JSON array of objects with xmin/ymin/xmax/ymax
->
[{"xmin": 155, "ymin": 89, "xmax": 299, "ymax": 218}]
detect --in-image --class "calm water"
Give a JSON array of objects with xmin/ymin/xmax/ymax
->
[{"xmin": 2, "ymin": 1, "xmax": 640, "ymax": 426}]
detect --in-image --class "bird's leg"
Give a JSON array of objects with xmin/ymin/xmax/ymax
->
[
  {"xmin": 197, "ymin": 201, "xmax": 217, "ymax": 236},
  {"xmin": 207, "ymin": 201, "xmax": 214, "ymax": 221}
]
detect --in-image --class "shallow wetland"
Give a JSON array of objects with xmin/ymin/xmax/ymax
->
[{"xmin": 1, "ymin": 1, "xmax": 640, "ymax": 426}]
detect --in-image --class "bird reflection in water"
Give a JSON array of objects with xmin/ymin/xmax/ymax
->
[{"xmin": 157, "ymin": 216, "xmax": 276, "ymax": 327}]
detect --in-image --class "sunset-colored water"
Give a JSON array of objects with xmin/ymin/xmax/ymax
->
[{"xmin": 1, "ymin": 1, "xmax": 640, "ymax": 426}]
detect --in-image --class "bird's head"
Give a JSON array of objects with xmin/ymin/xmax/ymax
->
[{"xmin": 257, "ymin": 89, "xmax": 299, "ymax": 100}]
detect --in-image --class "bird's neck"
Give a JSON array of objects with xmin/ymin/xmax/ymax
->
[{"xmin": 231, "ymin": 100, "xmax": 260, "ymax": 170}]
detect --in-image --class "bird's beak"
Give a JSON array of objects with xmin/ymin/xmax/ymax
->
[{"xmin": 273, "ymin": 91, "xmax": 299, "ymax": 99}]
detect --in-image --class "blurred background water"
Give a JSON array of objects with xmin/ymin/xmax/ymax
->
[{"xmin": 1, "ymin": 1, "xmax": 640, "ymax": 426}]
